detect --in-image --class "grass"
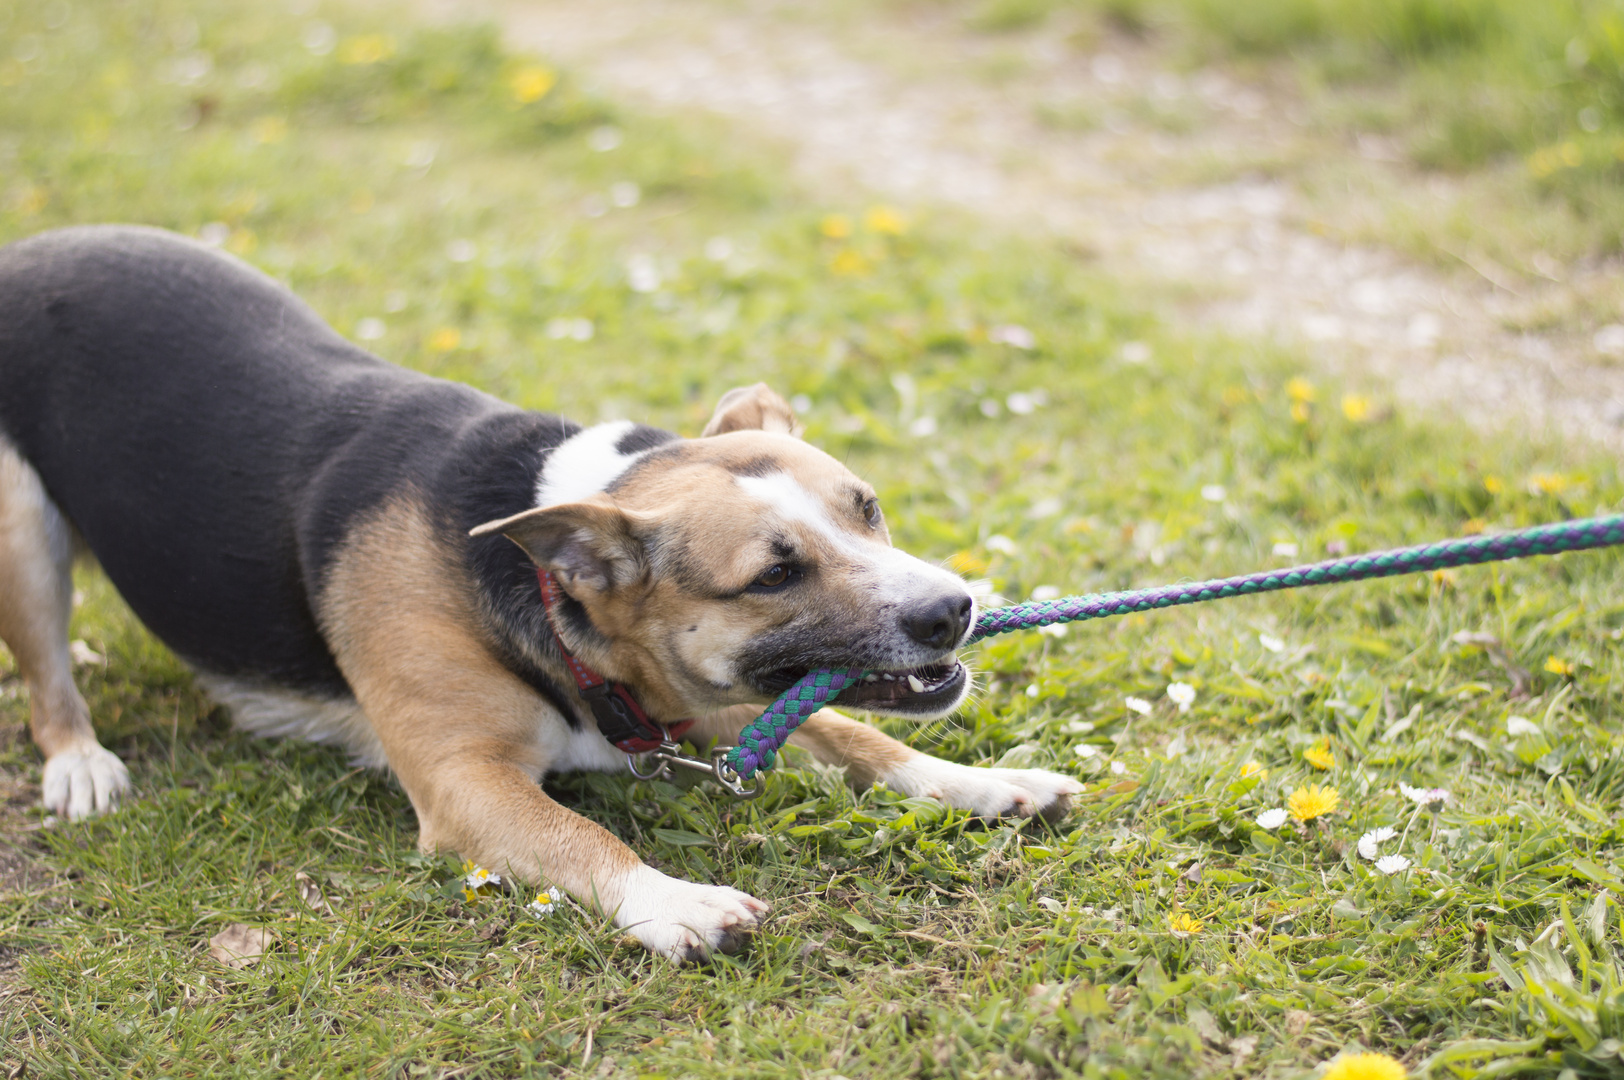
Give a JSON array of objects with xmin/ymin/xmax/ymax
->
[
  {"xmin": 954, "ymin": 0, "xmax": 1624, "ymax": 261},
  {"xmin": 4, "ymin": 0, "xmax": 1624, "ymax": 1076}
]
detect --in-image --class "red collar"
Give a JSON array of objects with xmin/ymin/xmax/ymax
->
[{"xmin": 534, "ymin": 568, "xmax": 693, "ymax": 755}]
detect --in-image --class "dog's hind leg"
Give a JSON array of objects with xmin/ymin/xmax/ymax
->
[{"xmin": 0, "ymin": 437, "xmax": 129, "ymax": 818}]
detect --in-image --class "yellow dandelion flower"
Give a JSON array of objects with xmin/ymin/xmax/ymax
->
[
  {"xmin": 338, "ymin": 34, "xmax": 395, "ymax": 65},
  {"xmin": 948, "ymin": 551, "xmax": 988, "ymax": 575},
  {"xmin": 1530, "ymin": 473, "xmax": 1568, "ymax": 495},
  {"xmin": 1168, "ymin": 912, "xmax": 1204, "ymax": 936},
  {"xmin": 1483, "ymin": 475, "xmax": 1504, "ymax": 494},
  {"xmin": 820, "ymin": 214, "xmax": 852, "ymax": 240},
  {"xmin": 508, "ymin": 64, "xmax": 556, "ymax": 104},
  {"xmin": 1462, "ymin": 518, "xmax": 1485, "ymax": 535},
  {"xmin": 1321, "ymin": 1051, "xmax": 1406, "ymax": 1080},
  {"xmin": 1286, "ymin": 377, "xmax": 1317, "ymax": 403},
  {"xmin": 225, "ymin": 229, "xmax": 257, "ymax": 256},
  {"xmin": 428, "ymin": 327, "xmax": 462, "ymax": 351},
  {"xmin": 1430, "ymin": 568, "xmax": 1458, "ymax": 587},
  {"xmin": 462, "ymin": 887, "xmax": 479, "ymax": 903},
  {"xmin": 864, "ymin": 205, "xmax": 907, "ymax": 235},
  {"xmin": 1287, "ymin": 783, "xmax": 1340, "ymax": 822},
  {"xmin": 1303, "ymin": 740, "xmax": 1335, "ymax": 770},
  {"xmin": 251, "ymin": 116, "xmax": 288, "ymax": 145},
  {"xmin": 830, "ymin": 249, "xmax": 869, "ymax": 276},
  {"xmin": 1544, "ymin": 656, "xmax": 1575, "ymax": 676},
  {"xmin": 1239, "ymin": 761, "xmax": 1268, "ymax": 780},
  {"xmin": 1340, "ymin": 394, "xmax": 1372, "ymax": 422}
]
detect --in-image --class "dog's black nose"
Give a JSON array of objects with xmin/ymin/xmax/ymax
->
[{"xmin": 900, "ymin": 593, "xmax": 973, "ymax": 650}]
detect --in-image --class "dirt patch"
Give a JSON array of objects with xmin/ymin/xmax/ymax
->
[{"xmin": 410, "ymin": 0, "xmax": 1624, "ymax": 449}]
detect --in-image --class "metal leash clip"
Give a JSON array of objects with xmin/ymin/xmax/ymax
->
[{"xmin": 625, "ymin": 732, "xmax": 762, "ymax": 800}]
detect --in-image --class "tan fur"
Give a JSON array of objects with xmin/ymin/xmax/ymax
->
[
  {"xmin": 684, "ymin": 705, "xmax": 916, "ymax": 789},
  {"xmin": 783, "ymin": 710, "xmax": 918, "ymax": 787},
  {"xmin": 317, "ymin": 498, "xmax": 645, "ymax": 905},
  {"xmin": 700, "ymin": 383, "xmax": 799, "ymax": 437},
  {"xmin": 0, "ymin": 437, "xmax": 93, "ymax": 759}
]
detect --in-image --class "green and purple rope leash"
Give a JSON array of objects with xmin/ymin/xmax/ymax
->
[{"xmin": 720, "ymin": 512, "xmax": 1624, "ymax": 782}]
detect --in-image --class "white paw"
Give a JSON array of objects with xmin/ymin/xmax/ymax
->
[
  {"xmin": 42, "ymin": 745, "xmax": 130, "ymax": 820},
  {"xmin": 885, "ymin": 756, "xmax": 1083, "ymax": 820},
  {"xmin": 613, "ymin": 865, "xmax": 768, "ymax": 962}
]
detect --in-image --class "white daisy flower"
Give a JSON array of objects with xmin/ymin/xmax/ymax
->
[
  {"xmin": 527, "ymin": 886, "xmax": 564, "ymax": 917},
  {"xmin": 1166, "ymin": 682, "xmax": 1196, "ymax": 712},
  {"xmin": 1357, "ymin": 826, "xmax": 1397, "ymax": 860},
  {"xmin": 1255, "ymin": 808, "xmax": 1289, "ymax": 830},
  {"xmin": 1200, "ymin": 484, "xmax": 1226, "ymax": 503},
  {"xmin": 1073, "ymin": 744, "xmax": 1100, "ymax": 758},
  {"xmin": 1124, "ymin": 696, "xmax": 1153, "ymax": 715},
  {"xmin": 1258, "ymin": 633, "xmax": 1285, "ymax": 653},
  {"xmin": 1375, "ymin": 854, "xmax": 1411, "ymax": 875},
  {"xmin": 985, "ymin": 534, "xmax": 1018, "ymax": 555},
  {"xmin": 1271, "ymin": 542, "xmax": 1299, "ymax": 559},
  {"xmin": 1399, "ymin": 783, "xmax": 1449, "ymax": 807},
  {"xmin": 1109, "ymin": 761, "xmax": 1127, "ymax": 775},
  {"xmin": 464, "ymin": 865, "xmax": 500, "ymax": 889}
]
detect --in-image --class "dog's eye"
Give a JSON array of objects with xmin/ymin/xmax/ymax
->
[
  {"xmin": 862, "ymin": 498, "xmax": 881, "ymax": 526},
  {"xmin": 751, "ymin": 564, "xmax": 798, "ymax": 590}
]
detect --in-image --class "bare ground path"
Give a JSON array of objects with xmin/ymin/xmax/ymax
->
[{"xmin": 422, "ymin": 0, "xmax": 1624, "ymax": 451}]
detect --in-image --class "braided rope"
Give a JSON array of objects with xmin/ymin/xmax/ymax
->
[{"xmin": 721, "ymin": 513, "xmax": 1624, "ymax": 779}]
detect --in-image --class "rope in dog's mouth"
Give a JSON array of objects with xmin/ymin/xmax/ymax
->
[{"xmin": 701, "ymin": 513, "xmax": 1624, "ymax": 786}]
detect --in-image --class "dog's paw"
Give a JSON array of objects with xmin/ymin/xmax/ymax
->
[
  {"xmin": 885, "ymin": 756, "xmax": 1082, "ymax": 821},
  {"xmin": 42, "ymin": 745, "xmax": 130, "ymax": 820},
  {"xmin": 614, "ymin": 866, "xmax": 768, "ymax": 963}
]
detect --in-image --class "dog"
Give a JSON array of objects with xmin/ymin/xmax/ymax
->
[{"xmin": 0, "ymin": 225, "xmax": 1081, "ymax": 960}]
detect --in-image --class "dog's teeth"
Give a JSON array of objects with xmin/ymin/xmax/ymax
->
[
  {"xmin": 907, "ymin": 675, "xmax": 925, "ymax": 693},
  {"xmin": 863, "ymin": 674, "xmax": 878, "ymax": 682},
  {"xmin": 882, "ymin": 673, "xmax": 895, "ymax": 681}
]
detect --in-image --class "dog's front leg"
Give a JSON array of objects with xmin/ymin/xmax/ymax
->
[
  {"xmin": 395, "ymin": 743, "xmax": 766, "ymax": 962},
  {"xmin": 784, "ymin": 709, "xmax": 1082, "ymax": 820}
]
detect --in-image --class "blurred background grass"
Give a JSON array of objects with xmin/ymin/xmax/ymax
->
[{"xmin": 953, "ymin": 0, "xmax": 1624, "ymax": 253}]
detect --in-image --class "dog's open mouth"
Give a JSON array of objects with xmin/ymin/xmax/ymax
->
[{"xmin": 757, "ymin": 661, "xmax": 968, "ymax": 716}]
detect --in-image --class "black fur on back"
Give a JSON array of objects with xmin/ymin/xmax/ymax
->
[{"xmin": 0, "ymin": 225, "xmax": 671, "ymax": 723}]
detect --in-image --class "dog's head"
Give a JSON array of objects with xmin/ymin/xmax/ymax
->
[{"xmin": 472, "ymin": 384, "xmax": 975, "ymax": 721}]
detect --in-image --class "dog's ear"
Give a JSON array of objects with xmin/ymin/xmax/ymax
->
[
  {"xmin": 701, "ymin": 382, "xmax": 800, "ymax": 438},
  {"xmin": 469, "ymin": 495, "xmax": 647, "ymax": 595}
]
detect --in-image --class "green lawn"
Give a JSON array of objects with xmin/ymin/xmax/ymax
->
[{"xmin": 5, "ymin": 0, "xmax": 1624, "ymax": 1077}]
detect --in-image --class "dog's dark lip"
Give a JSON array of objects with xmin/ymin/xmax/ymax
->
[{"xmin": 755, "ymin": 660, "xmax": 968, "ymax": 714}]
